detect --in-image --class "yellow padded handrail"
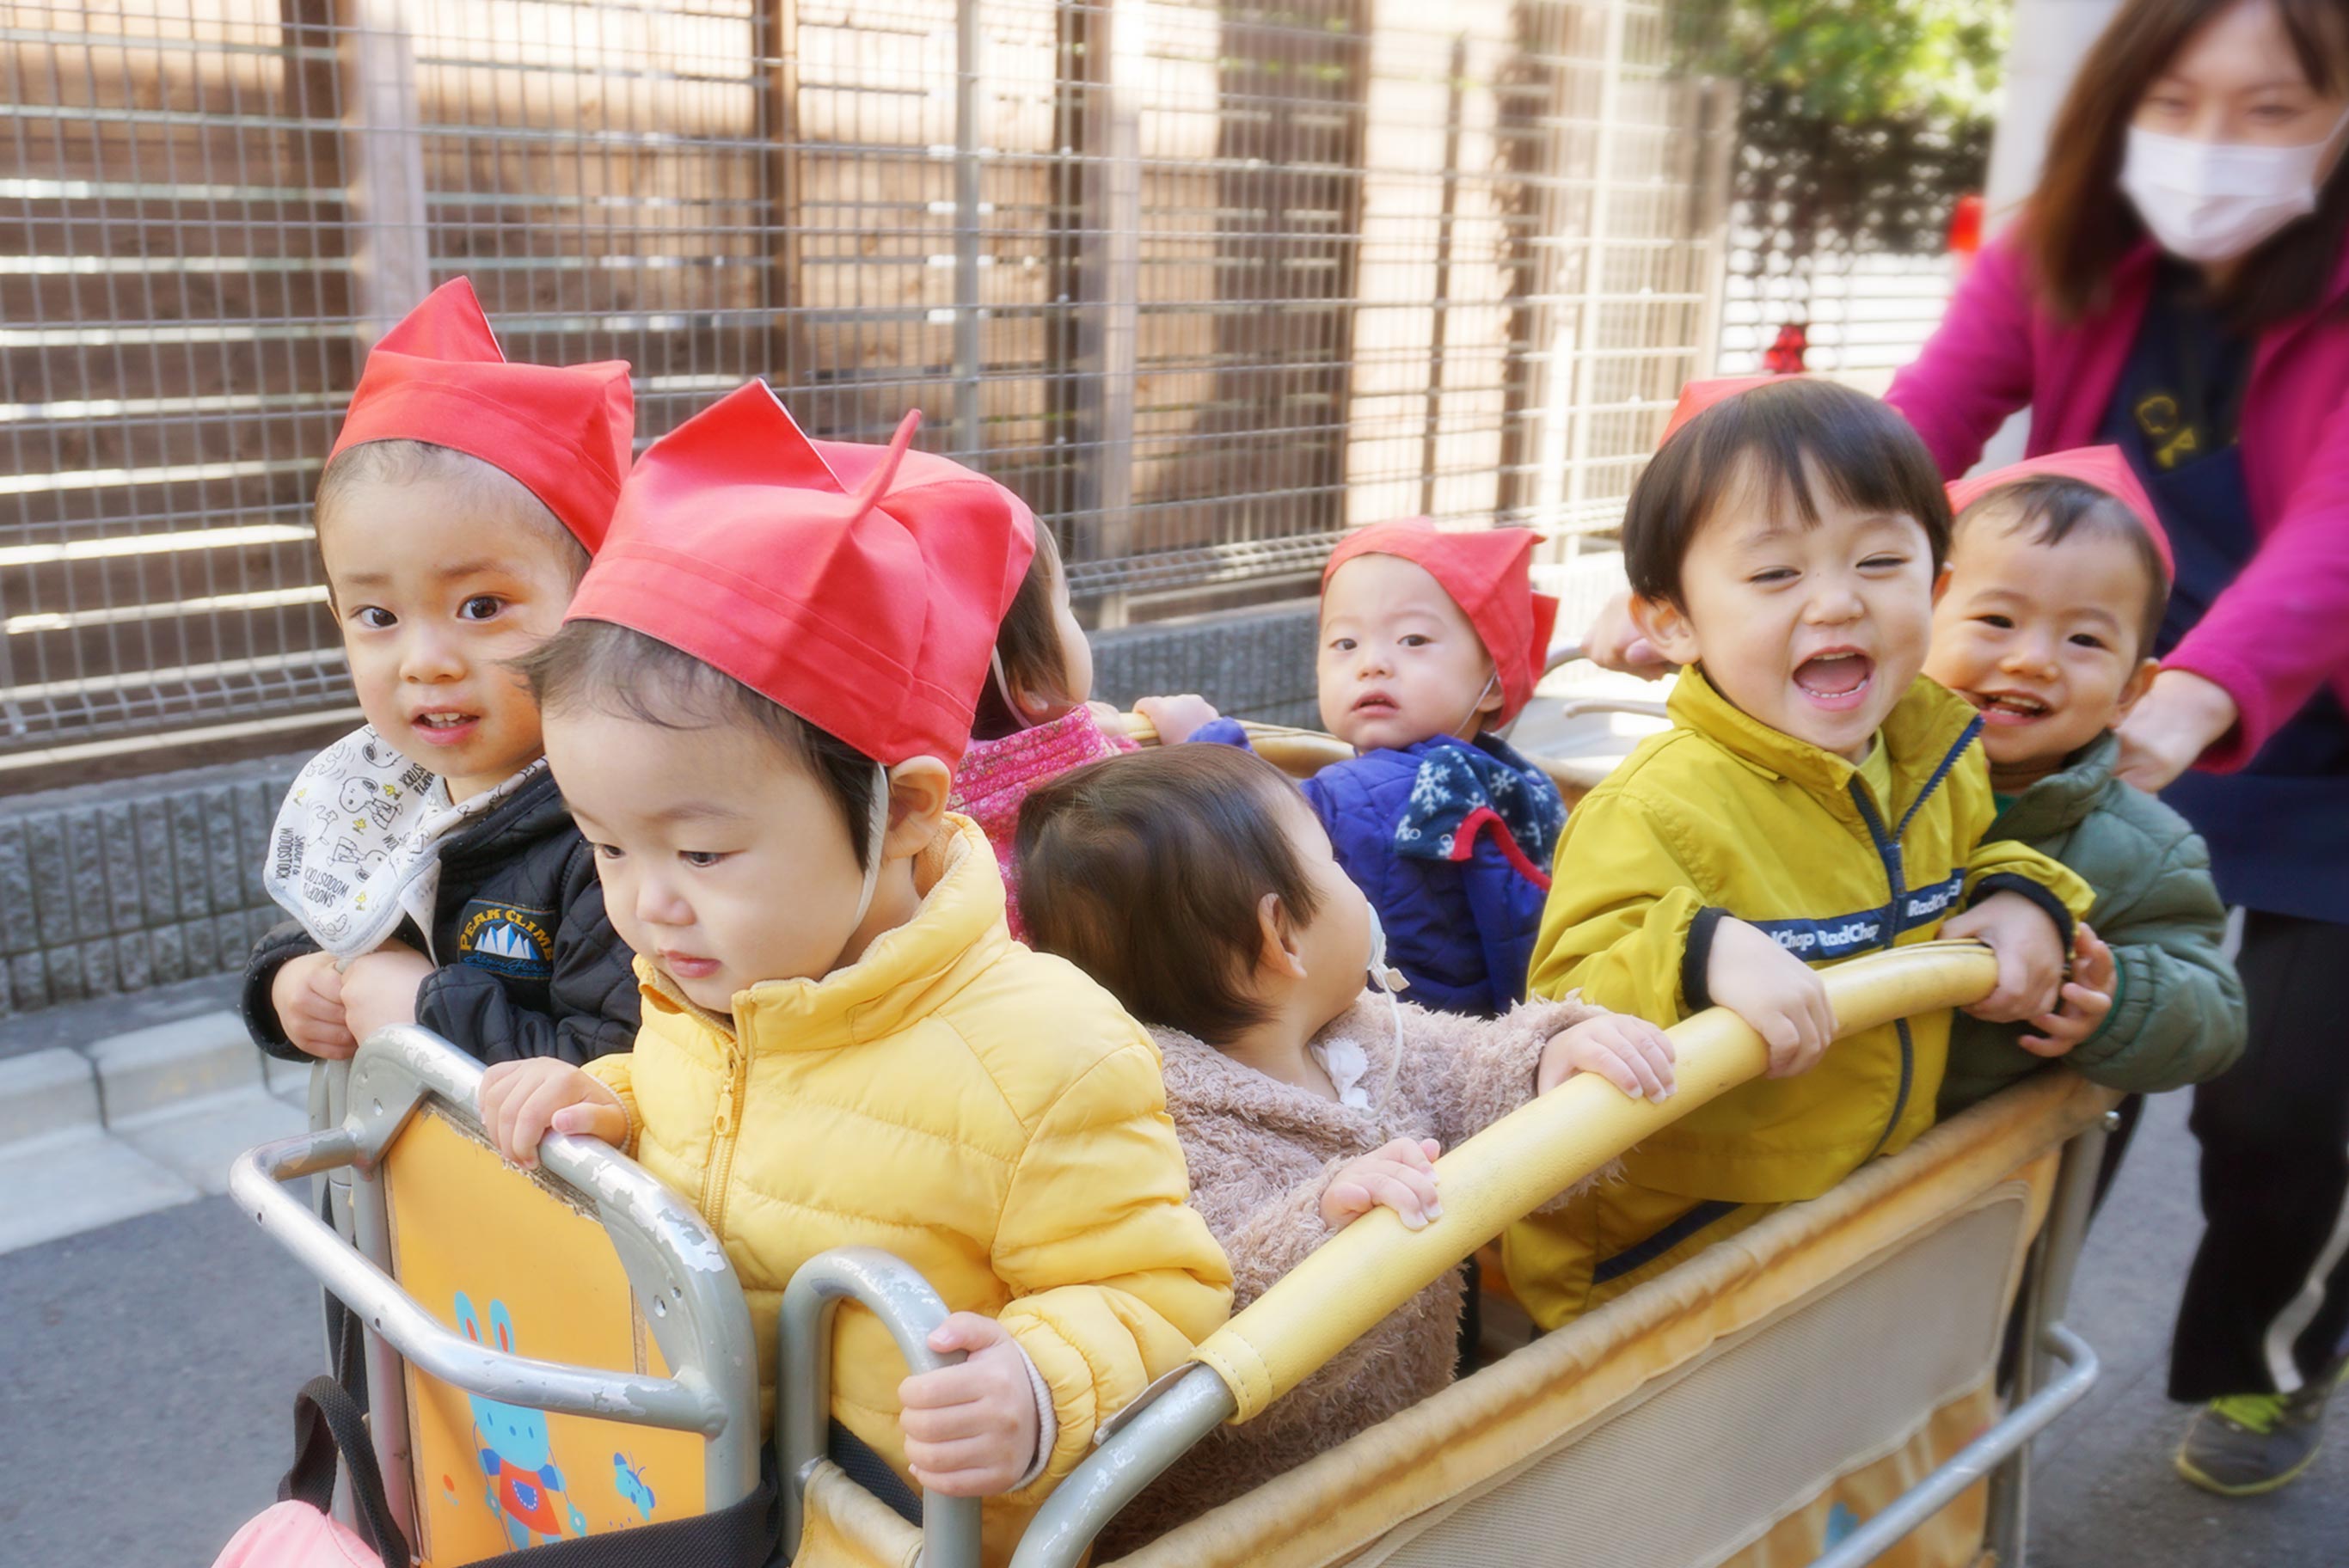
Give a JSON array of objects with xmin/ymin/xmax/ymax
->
[{"xmin": 1188, "ymin": 940, "xmax": 2002, "ymax": 1423}]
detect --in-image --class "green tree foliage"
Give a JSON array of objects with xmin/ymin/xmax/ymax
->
[
  {"xmin": 1673, "ymin": 0, "xmax": 2008, "ymax": 127},
  {"xmin": 1672, "ymin": 0, "xmax": 2013, "ymax": 260}
]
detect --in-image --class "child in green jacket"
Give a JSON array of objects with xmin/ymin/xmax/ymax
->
[{"xmin": 1925, "ymin": 448, "xmax": 2245, "ymax": 1115}]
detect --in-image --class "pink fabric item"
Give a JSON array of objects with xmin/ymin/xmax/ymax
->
[
  {"xmin": 1885, "ymin": 231, "xmax": 2349, "ymax": 771},
  {"xmin": 950, "ymin": 706, "xmax": 1138, "ymax": 939},
  {"xmin": 209, "ymin": 1502, "xmax": 383, "ymax": 1568}
]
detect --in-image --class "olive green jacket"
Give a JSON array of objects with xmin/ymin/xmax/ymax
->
[{"xmin": 1938, "ymin": 732, "xmax": 2247, "ymax": 1115}]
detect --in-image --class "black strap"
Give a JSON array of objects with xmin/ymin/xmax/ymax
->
[
  {"xmin": 280, "ymin": 1374, "xmax": 414, "ymax": 1566},
  {"xmin": 829, "ymin": 1418, "xmax": 923, "ymax": 1527}
]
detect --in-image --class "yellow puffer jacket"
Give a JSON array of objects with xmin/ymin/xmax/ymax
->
[
  {"xmin": 587, "ymin": 816, "xmax": 1233, "ymax": 1558},
  {"xmin": 1525, "ymin": 668, "xmax": 2092, "ymax": 1204}
]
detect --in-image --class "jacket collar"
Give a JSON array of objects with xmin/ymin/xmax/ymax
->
[
  {"xmin": 439, "ymin": 766, "xmax": 572, "ymax": 872},
  {"xmin": 638, "ymin": 813, "xmax": 1010, "ymax": 1053},
  {"xmin": 1665, "ymin": 665, "xmax": 1982, "ymax": 824},
  {"xmin": 1987, "ymin": 730, "xmax": 2119, "ymax": 841},
  {"xmin": 1149, "ymin": 993, "xmax": 1402, "ymax": 1142}
]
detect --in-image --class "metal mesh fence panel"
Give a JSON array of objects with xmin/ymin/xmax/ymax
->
[{"xmin": 1, "ymin": 0, "xmax": 1729, "ymax": 766}]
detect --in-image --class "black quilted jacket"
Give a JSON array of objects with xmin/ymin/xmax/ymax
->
[{"xmin": 241, "ymin": 767, "xmax": 639, "ymax": 1065}]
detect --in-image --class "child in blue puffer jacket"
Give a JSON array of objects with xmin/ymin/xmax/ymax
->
[{"xmin": 1165, "ymin": 520, "xmax": 1564, "ymax": 1016}]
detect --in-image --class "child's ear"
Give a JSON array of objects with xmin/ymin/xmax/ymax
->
[
  {"xmin": 1256, "ymin": 892, "xmax": 1309, "ymax": 982},
  {"xmin": 1475, "ymin": 659, "xmax": 1505, "ymax": 722},
  {"xmin": 1628, "ymin": 593, "xmax": 1699, "ymax": 667},
  {"xmin": 2111, "ymin": 657, "xmax": 2161, "ymax": 724},
  {"xmin": 880, "ymin": 757, "xmax": 953, "ymax": 861}
]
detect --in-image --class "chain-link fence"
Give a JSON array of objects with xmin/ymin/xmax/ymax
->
[{"xmin": 2, "ymin": 0, "xmax": 1732, "ymax": 770}]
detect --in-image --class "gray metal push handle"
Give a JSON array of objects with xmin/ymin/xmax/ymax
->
[
  {"xmin": 233, "ymin": 1132, "xmax": 729, "ymax": 1431},
  {"xmin": 779, "ymin": 1248, "xmax": 984, "ymax": 1568},
  {"xmin": 230, "ymin": 1025, "xmax": 763, "ymax": 1515}
]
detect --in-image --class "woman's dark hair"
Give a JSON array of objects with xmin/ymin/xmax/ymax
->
[
  {"xmin": 1953, "ymin": 476, "xmax": 2174, "ymax": 659},
  {"xmin": 1624, "ymin": 378, "xmax": 1954, "ymax": 605},
  {"xmin": 1017, "ymin": 745, "xmax": 1323, "ymax": 1046},
  {"xmin": 972, "ymin": 524, "xmax": 1077, "ymax": 740},
  {"xmin": 2028, "ymin": 0, "xmax": 2349, "ymax": 329},
  {"xmin": 516, "ymin": 621, "xmax": 880, "ymax": 869}
]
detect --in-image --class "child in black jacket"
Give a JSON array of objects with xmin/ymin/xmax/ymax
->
[{"xmin": 241, "ymin": 278, "xmax": 638, "ymax": 1067}]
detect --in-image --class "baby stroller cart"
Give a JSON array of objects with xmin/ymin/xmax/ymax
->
[
  {"xmin": 230, "ymin": 1026, "xmax": 784, "ymax": 1566},
  {"xmin": 774, "ymin": 942, "xmax": 2113, "ymax": 1568}
]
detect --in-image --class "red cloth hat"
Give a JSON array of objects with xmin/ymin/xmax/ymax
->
[
  {"xmin": 1322, "ymin": 519, "xmax": 1560, "ymax": 726},
  {"xmin": 330, "ymin": 278, "xmax": 635, "ymax": 551},
  {"xmin": 1945, "ymin": 446, "xmax": 2174, "ymax": 581},
  {"xmin": 566, "ymin": 382, "xmax": 1037, "ymax": 768},
  {"xmin": 1657, "ymin": 373, "xmax": 1804, "ymax": 448}
]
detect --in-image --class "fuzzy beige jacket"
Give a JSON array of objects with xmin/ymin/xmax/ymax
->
[{"xmin": 1102, "ymin": 990, "xmax": 1606, "ymax": 1551}]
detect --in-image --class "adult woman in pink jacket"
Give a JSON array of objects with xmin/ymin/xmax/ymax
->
[{"xmin": 1882, "ymin": 0, "xmax": 2349, "ymax": 1502}]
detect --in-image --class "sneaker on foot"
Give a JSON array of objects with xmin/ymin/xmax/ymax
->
[{"xmin": 2175, "ymin": 1359, "xmax": 2349, "ymax": 1497}]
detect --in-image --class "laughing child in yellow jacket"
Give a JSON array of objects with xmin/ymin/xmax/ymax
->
[
  {"xmin": 1502, "ymin": 378, "xmax": 2093, "ymax": 1330},
  {"xmin": 475, "ymin": 383, "xmax": 1232, "ymax": 1564}
]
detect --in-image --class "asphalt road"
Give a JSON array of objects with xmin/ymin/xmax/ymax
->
[{"xmin": 1, "ymin": 1093, "xmax": 2340, "ymax": 1566}]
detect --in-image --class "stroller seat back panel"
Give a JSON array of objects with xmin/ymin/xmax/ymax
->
[
  {"xmin": 1106, "ymin": 1073, "xmax": 2108, "ymax": 1567},
  {"xmin": 384, "ymin": 1103, "xmax": 708, "ymax": 1565},
  {"xmin": 1341, "ymin": 1179, "xmax": 2039, "ymax": 1568}
]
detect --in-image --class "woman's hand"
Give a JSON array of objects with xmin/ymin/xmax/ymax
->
[
  {"xmin": 1537, "ymin": 1013, "xmax": 1677, "ymax": 1099},
  {"xmin": 2114, "ymin": 670, "xmax": 2238, "ymax": 792},
  {"xmin": 1581, "ymin": 590, "xmax": 1674, "ymax": 680}
]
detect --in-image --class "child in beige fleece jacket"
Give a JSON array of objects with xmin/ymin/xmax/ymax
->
[{"xmin": 1018, "ymin": 744, "xmax": 1675, "ymax": 1548}]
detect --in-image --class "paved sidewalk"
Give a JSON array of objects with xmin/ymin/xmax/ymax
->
[{"xmin": 2027, "ymin": 1090, "xmax": 2345, "ymax": 1566}]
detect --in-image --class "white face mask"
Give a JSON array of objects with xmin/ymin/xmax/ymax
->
[{"xmin": 2119, "ymin": 108, "xmax": 2349, "ymax": 266}]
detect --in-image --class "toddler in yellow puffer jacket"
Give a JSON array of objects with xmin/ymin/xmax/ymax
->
[{"xmin": 475, "ymin": 383, "xmax": 1233, "ymax": 1565}]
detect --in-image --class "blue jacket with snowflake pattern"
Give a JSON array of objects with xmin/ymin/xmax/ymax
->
[{"xmin": 1199, "ymin": 724, "xmax": 1565, "ymax": 1016}]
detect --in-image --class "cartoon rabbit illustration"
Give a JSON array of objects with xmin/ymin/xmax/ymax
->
[{"xmin": 455, "ymin": 1292, "xmax": 590, "ymax": 1549}]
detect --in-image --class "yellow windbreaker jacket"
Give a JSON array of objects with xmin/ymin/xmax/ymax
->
[
  {"xmin": 587, "ymin": 816, "xmax": 1233, "ymax": 1557},
  {"xmin": 1527, "ymin": 668, "xmax": 2093, "ymax": 1204}
]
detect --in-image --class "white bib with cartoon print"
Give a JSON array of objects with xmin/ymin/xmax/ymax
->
[{"xmin": 262, "ymin": 726, "xmax": 541, "ymax": 964}]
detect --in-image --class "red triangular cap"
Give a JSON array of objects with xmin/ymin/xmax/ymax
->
[
  {"xmin": 1323, "ymin": 519, "xmax": 1558, "ymax": 727},
  {"xmin": 1947, "ymin": 446, "xmax": 2173, "ymax": 580},
  {"xmin": 330, "ymin": 278, "xmax": 635, "ymax": 551},
  {"xmin": 566, "ymin": 383, "xmax": 1038, "ymax": 768},
  {"xmin": 1659, "ymin": 373, "xmax": 1806, "ymax": 448}
]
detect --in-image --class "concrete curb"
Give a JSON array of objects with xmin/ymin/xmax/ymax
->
[
  {"xmin": 90, "ymin": 1011, "xmax": 263, "ymax": 1124},
  {"xmin": 0, "ymin": 1008, "xmax": 306, "ymax": 1254},
  {"xmin": 0, "ymin": 1047, "xmax": 101, "ymax": 1145}
]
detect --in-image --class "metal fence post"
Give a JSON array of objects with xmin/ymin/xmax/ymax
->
[
  {"xmin": 953, "ymin": 0, "xmax": 985, "ymax": 462},
  {"xmin": 1074, "ymin": 0, "xmax": 1142, "ymax": 631},
  {"xmin": 336, "ymin": 0, "xmax": 431, "ymax": 345}
]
